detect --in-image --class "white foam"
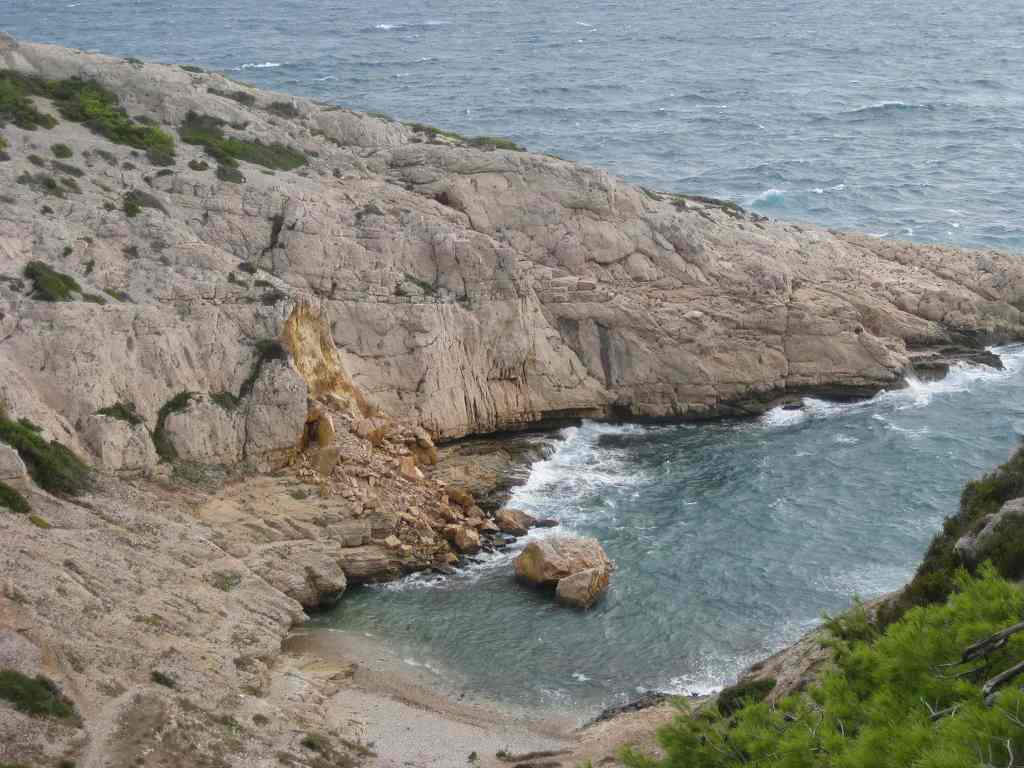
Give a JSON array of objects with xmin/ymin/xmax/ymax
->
[
  {"xmin": 234, "ymin": 61, "xmax": 283, "ymax": 70},
  {"xmin": 751, "ymin": 188, "xmax": 785, "ymax": 206}
]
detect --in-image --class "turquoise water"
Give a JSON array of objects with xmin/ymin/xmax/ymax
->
[
  {"xmin": 314, "ymin": 351, "xmax": 1024, "ymax": 714},
  {"xmin": 6, "ymin": 0, "xmax": 1024, "ymax": 250}
]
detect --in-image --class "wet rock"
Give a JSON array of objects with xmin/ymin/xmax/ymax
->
[
  {"xmin": 495, "ymin": 507, "xmax": 535, "ymax": 535},
  {"xmin": 555, "ymin": 566, "xmax": 610, "ymax": 608},
  {"xmin": 514, "ymin": 536, "xmax": 612, "ymax": 587},
  {"xmin": 534, "ymin": 518, "xmax": 560, "ymax": 528},
  {"xmin": 443, "ymin": 524, "xmax": 481, "ymax": 553}
]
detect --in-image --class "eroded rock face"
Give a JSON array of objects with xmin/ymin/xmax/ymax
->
[
  {"xmin": 78, "ymin": 414, "xmax": 159, "ymax": 472},
  {"xmin": 0, "ymin": 444, "xmax": 27, "ymax": 481},
  {"xmin": 1, "ymin": 35, "xmax": 1022, "ymax": 469},
  {"xmin": 514, "ymin": 536, "xmax": 612, "ymax": 587}
]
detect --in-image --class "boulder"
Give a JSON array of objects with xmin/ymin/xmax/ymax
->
[
  {"xmin": 495, "ymin": 508, "xmax": 535, "ymax": 535},
  {"xmin": 0, "ymin": 444, "xmax": 27, "ymax": 481},
  {"xmin": 399, "ymin": 455, "xmax": 424, "ymax": 481},
  {"xmin": 244, "ymin": 541, "xmax": 347, "ymax": 610},
  {"xmin": 514, "ymin": 536, "xmax": 611, "ymax": 587},
  {"xmin": 955, "ymin": 497, "xmax": 1024, "ymax": 566},
  {"xmin": 79, "ymin": 414, "xmax": 159, "ymax": 472},
  {"xmin": 556, "ymin": 566, "xmax": 610, "ymax": 608},
  {"xmin": 443, "ymin": 524, "xmax": 481, "ymax": 553}
]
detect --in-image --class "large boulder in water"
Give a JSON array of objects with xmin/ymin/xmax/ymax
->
[
  {"xmin": 514, "ymin": 536, "xmax": 612, "ymax": 607},
  {"xmin": 555, "ymin": 566, "xmax": 611, "ymax": 609},
  {"xmin": 495, "ymin": 507, "xmax": 535, "ymax": 535}
]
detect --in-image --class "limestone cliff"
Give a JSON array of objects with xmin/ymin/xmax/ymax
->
[{"xmin": 2, "ymin": 33, "xmax": 1021, "ymax": 465}]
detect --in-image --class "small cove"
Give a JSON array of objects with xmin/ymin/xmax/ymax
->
[{"xmin": 310, "ymin": 347, "xmax": 1024, "ymax": 718}]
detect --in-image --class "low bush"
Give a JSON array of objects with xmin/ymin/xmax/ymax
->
[
  {"xmin": 17, "ymin": 171, "xmax": 68, "ymax": 198},
  {"xmin": 623, "ymin": 565, "xmax": 1024, "ymax": 768},
  {"xmin": 265, "ymin": 100, "xmax": 300, "ymax": 118},
  {"xmin": 24, "ymin": 260, "xmax": 80, "ymax": 301},
  {"xmin": 152, "ymin": 391, "xmax": 193, "ymax": 461},
  {"xmin": 50, "ymin": 143, "xmax": 72, "ymax": 159},
  {"xmin": 150, "ymin": 670, "xmax": 177, "ymax": 689},
  {"xmin": 0, "ymin": 481, "xmax": 30, "ymax": 513},
  {"xmin": 207, "ymin": 87, "xmax": 256, "ymax": 107},
  {"xmin": 179, "ymin": 110, "xmax": 305, "ymax": 171},
  {"xmin": 122, "ymin": 189, "xmax": 167, "ymax": 217},
  {"xmin": 715, "ymin": 677, "xmax": 775, "ymax": 716},
  {"xmin": 0, "ymin": 71, "xmax": 175, "ymax": 164},
  {"xmin": 0, "ymin": 670, "xmax": 75, "ymax": 718},
  {"xmin": 0, "ymin": 414, "xmax": 92, "ymax": 495},
  {"xmin": 51, "ymin": 160, "xmax": 84, "ymax": 177},
  {"xmin": 95, "ymin": 402, "xmax": 144, "ymax": 425}
]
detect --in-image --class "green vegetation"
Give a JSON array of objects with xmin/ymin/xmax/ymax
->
[
  {"xmin": 179, "ymin": 111, "xmax": 305, "ymax": 178},
  {"xmin": 623, "ymin": 565, "xmax": 1024, "ymax": 768},
  {"xmin": 0, "ymin": 134, "xmax": 7, "ymax": 150},
  {"xmin": 404, "ymin": 122, "xmax": 525, "ymax": 151},
  {"xmin": 210, "ymin": 570, "xmax": 242, "ymax": 591},
  {"xmin": 0, "ymin": 481, "xmax": 30, "ymax": 514},
  {"xmin": 52, "ymin": 160, "xmax": 84, "ymax": 177},
  {"xmin": 17, "ymin": 171, "xmax": 70, "ymax": 198},
  {"xmin": 151, "ymin": 670, "xmax": 177, "ymax": 689},
  {"xmin": 210, "ymin": 391, "xmax": 240, "ymax": 411},
  {"xmin": 301, "ymin": 733, "xmax": 327, "ymax": 752},
  {"xmin": 207, "ymin": 87, "xmax": 256, "ymax": 107},
  {"xmin": 27, "ymin": 153, "xmax": 46, "ymax": 166},
  {"xmin": 28, "ymin": 514, "xmax": 50, "ymax": 529},
  {"xmin": 152, "ymin": 391, "xmax": 193, "ymax": 461},
  {"xmin": 95, "ymin": 402, "xmax": 144, "ymax": 425},
  {"xmin": 188, "ymin": 158, "xmax": 209, "ymax": 171},
  {"xmin": 0, "ymin": 670, "xmax": 75, "ymax": 718},
  {"xmin": 715, "ymin": 677, "xmax": 775, "ymax": 716},
  {"xmin": 0, "ymin": 72, "xmax": 58, "ymax": 129},
  {"xmin": 216, "ymin": 163, "xmax": 245, "ymax": 183},
  {"xmin": 50, "ymin": 142, "xmax": 72, "ymax": 159},
  {"xmin": 0, "ymin": 71, "xmax": 175, "ymax": 164},
  {"xmin": 122, "ymin": 189, "xmax": 167, "ymax": 217},
  {"xmin": 81, "ymin": 292, "xmax": 106, "ymax": 305},
  {"xmin": 24, "ymin": 260, "xmax": 80, "ymax": 301},
  {"xmin": 180, "ymin": 65, "xmax": 205, "ymax": 74},
  {"xmin": 881, "ymin": 445, "xmax": 1024, "ymax": 625},
  {"xmin": 0, "ymin": 413, "xmax": 92, "ymax": 496},
  {"xmin": 822, "ymin": 597, "xmax": 878, "ymax": 644}
]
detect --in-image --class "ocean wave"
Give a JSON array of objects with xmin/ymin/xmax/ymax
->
[
  {"xmin": 750, "ymin": 188, "xmax": 786, "ymax": 206},
  {"xmin": 232, "ymin": 61, "xmax": 284, "ymax": 70},
  {"xmin": 366, "ymin": 20, "xmax": 450, "ymax": 32},
  {"xmin": 841, "ymin": 101, "xmax": 933, "ymax": 119}
]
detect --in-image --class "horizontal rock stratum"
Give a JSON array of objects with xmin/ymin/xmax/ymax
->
[{"xmin": 2, "ymin": 33, "xmax": 1023, "ymax": 465}]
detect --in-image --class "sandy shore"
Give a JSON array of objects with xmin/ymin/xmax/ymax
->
[{"xmin": 284, "ymin": 628, "xmax": 680, "ymax": 767}]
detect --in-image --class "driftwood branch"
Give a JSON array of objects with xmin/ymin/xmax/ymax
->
[
  {"xmin": 983, "ymin": 659, "xmax": 1024, "ymax": 704},
  {"xmin": 963, "ymin": 620, "xmax": 1024, "ymax": 663}
]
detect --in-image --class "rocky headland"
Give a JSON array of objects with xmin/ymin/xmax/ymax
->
[{"xmin": 1, "ymin": 33, "xmax": 1023, "ymax": 768}]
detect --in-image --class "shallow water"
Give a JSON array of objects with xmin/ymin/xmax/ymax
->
[
  {"xmin": 7, "ymin": 0, "xmax": 1024, "ymax": 250},
  {"xmin": 311, "ymin": 348, "xmax": 1024, "ymax": 715}
]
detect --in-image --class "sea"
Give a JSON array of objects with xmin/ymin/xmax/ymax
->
[{"xmin": 7, "ymin": 0, "xmax": 1024, "ymax": 717}]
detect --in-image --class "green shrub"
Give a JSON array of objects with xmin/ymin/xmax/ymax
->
[
  {"xmin": 466, "ymin": 136, "xmax": 524, "ymax": 151},
  {"xmin": 210, "ymin": 392, "xmax": 240, "ymax": 411},
  {"xmin": 0, "ymin": 73, "xmax": 58, "ymax": 129},
  {"xmin": 822, "ymin": 597, "xmax": 878, "ymax": 644},
  {"xmin": 17, "ymin": 171, "xmax": 68, "ymax": 198},
  {"xmin": 27, "ymin": 153, "xmax": 46, "ymax": 166},
  {"xmin": 715, "ymin": 677, "xmax": 775, "ymax": 716},
  {"xmin": 24, "ymin": 260, "xmax": 80, "ymax": 301},
  {"xmin": 180, "ymin": 65, "xmax": 205, "ymax": 74},
  {"xmin": 0, "ymin": 481, "xmax": 30, "ymax": 513},
  {"xmin": 179, "ymin": 110, "xmax": 305, "ymax": 171},
  {"xmin": 881, "ymin": 445, "xmax": 1024, "ymax": 624},
  {"xmin": 50, "ymin": 143, "xmax": 72, "ymax": 159},
  {"xmin": 95, "ymin": 402, "xmax": 144, "ymax": 425},
  {"xmin": 0, "ymin": 670, "xmax": 75, "ymax": 718},
  {"xmin": 0, "ymin": 134, "xmax": 7, "ymax": 150},
  {"xmin": 151, "ymin": 670, "xmax": 177, "ymax": 688},
  {"xmin": 122, "ymin": 189, "xmax": 167, "ymax": 217},
  {"xmin": 51, "ymin": 160, "xmax": 84, "ymax": 177},
  {"xmin": 28, "ymin": 514, "xmax": 50, "ymax": 529},
  {"xmin": 152, "ymin": 391, "xmax": 193, "ymax": 461},
  {"xmin": 0, "ymin": 71, "xmax": 175, "ymax": 164},
  {"xmin": 216, "ymin": 163, "xmax": 244, "ymax": 183},
  {"xmin": 188, "ymin": 158, "xmax": 209, "ymax": 171},
  {"xmin": 0, "ymin": 414, "xmax": 92, "ymax": 496},
  {"xmin": 81, "ymin": 293, "xmax": 106, "ymax": 305},
  {"xmin": 623, "ymin": 565, "xmax": 1024, "ymax": 768}
]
